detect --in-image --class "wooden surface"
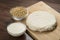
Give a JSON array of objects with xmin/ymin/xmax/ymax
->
[
  {"xmin": 27, "ymin": 1, "xmax": 60, "ymax": 40},
  {"xmin": 0, "ymin": 0, "xmax": 60, "ymax": 12},
  {"xmin": 0, "ymin": 0, "xmax": 60, "ymax": 40}
]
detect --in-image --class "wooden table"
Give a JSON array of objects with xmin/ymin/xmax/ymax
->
[{"xmin": 0, "ymin": 0, "xmax": 60, "ymax": 40}]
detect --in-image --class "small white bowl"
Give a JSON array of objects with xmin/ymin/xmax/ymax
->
[
  {"xmin": 12, "ymin": 8, "xmax": 28, "ymax": 21},
  {"xmin": 7, "ymin": 22, "xmax": 26, "ymax": 37}
]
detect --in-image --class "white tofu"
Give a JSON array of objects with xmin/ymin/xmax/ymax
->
[
  {"xmin": 26, "ymin": 11, "xmax": 56, "ymax": 32},
  {"xmin": 7, "ymin": 22, "xmax": 26, "ymax": 37}
]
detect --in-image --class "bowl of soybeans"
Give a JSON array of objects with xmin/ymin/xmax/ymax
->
[{"xmin": 10, "ymin": 6, "xmax": 28, "ymax": 21}]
